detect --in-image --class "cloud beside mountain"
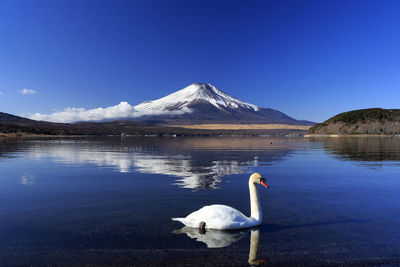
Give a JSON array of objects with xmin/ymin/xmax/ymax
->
[
  {"xmin": 28, "ymin": 101, "xmax": 191, "ymax": 123},
  {"xmin": 29, "ymin": 101, "xmax": 135, "ymax": 122}
]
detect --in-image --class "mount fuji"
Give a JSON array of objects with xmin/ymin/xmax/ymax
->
[{"xmin": 133, "ymin": 83, "xmax": 313, "ymax": 125}]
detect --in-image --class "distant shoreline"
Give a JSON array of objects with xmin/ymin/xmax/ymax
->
[
  {"xmin": 0, "ymin": 133, "xmax": 90, "ymax": 139},
  {"xmin": 305, "ymin": 134, "xmax": 400, "ymax": 137},
  {"xmin": 168, "ymin": 124, "xmax": 311, "ymax": 130}
]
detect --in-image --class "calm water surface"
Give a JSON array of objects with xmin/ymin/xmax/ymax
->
[{"xmin": 1, "ymin": 137, "xmax": 400, "ymax": 266}]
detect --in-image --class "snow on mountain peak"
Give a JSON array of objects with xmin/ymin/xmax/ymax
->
[{"xmin": 134, "ymin": 83, "xmax": 259, "ymax": 114}]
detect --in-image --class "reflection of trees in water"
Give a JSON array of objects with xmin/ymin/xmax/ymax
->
[
  {"xmin": 0, "ymin": 137, "xmax": 296, "ymax": 190},
  {"xmin": 315, "ymin": 137, "xmax": 400, "ymax": 162}
]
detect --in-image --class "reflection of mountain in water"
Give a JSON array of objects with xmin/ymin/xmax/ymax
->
[
  {"xmin": 0, "ymin": 138, "xmax": 298, "ymax": 189},
  {"xmin": 132, "ymin": 153, "xmax": 246, "ymax": 189}
]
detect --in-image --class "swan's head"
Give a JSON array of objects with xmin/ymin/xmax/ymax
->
[{"xmin": 250, "ymin": 172, "xmax": 269, "ymax": 189}]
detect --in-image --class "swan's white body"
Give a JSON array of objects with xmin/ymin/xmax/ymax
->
[
  {"xmin": 172, "ymin": 204, "xmax": 258, "ymax": 229},
  {"xmin": 172, "ymin": 173, "xmax": 268, "ymax": 230}
]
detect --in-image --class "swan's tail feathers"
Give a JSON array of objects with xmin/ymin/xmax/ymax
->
[
  {"xmin": 171, "ymin": 217, "xmax": 188, "ymax": 224},
  {"xmin": 171, "ymin": 217, "xmax": 194, "ymax": 227}
]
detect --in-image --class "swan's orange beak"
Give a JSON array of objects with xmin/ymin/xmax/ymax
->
[{"xmin": 261, "ymin": 180, "xmax": 270, "ymax": 189}]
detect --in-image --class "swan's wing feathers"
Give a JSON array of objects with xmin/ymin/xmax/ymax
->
[
  {"xmin": 186, "ymin": 204, "xmax": 250, "ymax": 229},
  {"xmin": 172, "ymin": 204, "xmax": 252, "ymax": 230}
]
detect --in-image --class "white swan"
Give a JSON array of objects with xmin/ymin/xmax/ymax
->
[{"xmin": 172, "ymin": 173, "xmax": 269, "ymax": 230}]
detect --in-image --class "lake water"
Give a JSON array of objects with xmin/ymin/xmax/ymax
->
[{"xmin": 1, "ymin": 137, "xmax": 400, "ymax": 266}]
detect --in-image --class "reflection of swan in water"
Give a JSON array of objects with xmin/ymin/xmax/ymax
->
[
  {"xmin": 172, "ymin": 173, "xmax": 269, "ymax": 229},
  {"xmin": 173, "ymin": 227, "xmax": 267, "ymax": 265},
  {"xmin": 248, "ymin": 229, "xmax": 268, "ymax": 266},
  {"xmin": 172, "ymin": 226, "xmax": 248, "ymax": 248}
]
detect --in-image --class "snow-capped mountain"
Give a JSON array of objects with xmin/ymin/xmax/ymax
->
[
  {"xmin": 135, "ymin": 83, "xmax": 259, "ymax": 113},
  {"xmin": 24, "ymin": 82, "xmax": 313, "ymax": 124},
  {"xmin": 133, "ymin": 83, "xmax": 313, "ymax": 125}
]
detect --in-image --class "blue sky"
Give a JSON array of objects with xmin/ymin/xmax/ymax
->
[{"xmin": 0, "ymin": 0, "xmax": 399, "ymax": 122}]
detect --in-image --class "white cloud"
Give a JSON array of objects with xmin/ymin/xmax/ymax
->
[
  {"xmin": 0, "ymin": 91, "xmax": 3, "ymax": 95},
  {"xmin": 19, "ymin": 88, "xmax": 37, "ymax": 95},
  {"xmin": 27, "ymin": 101, "xmax": 191, "ymax": 123},
  {"xmin": 29, "ymin": 101, "xmax": 136, "ymax": 123}
]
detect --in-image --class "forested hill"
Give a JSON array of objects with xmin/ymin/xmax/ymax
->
[{"xmin": 309, "ymin": 108, "xmax": 400, "ymax": 135}]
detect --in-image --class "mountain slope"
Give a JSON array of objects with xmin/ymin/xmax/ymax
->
[
  {"xmin": 0, "ymin": 112, "xmax": 37, "ymax": 124},
  {"xmin": 308, "ymin": 108, "xmax": 400, "ymax": 135},
  {"xmin": 133, "ymin": 83, "xmax": 313, "ymax": 125}
]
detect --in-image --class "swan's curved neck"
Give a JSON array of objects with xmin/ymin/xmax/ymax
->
[{"xmin": 249, "ymin": 180, "xmax": 262, "ymax": 221}]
